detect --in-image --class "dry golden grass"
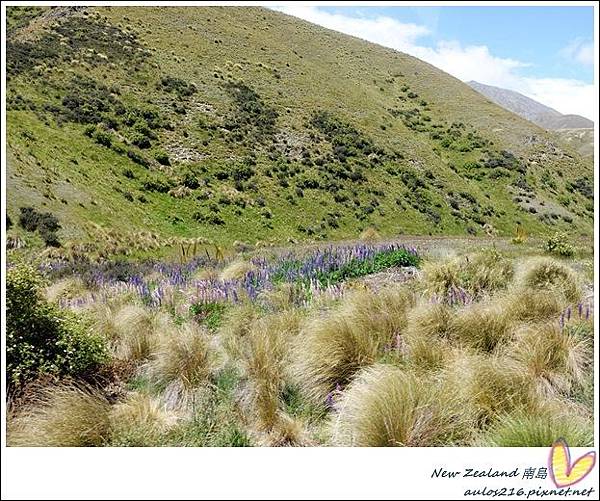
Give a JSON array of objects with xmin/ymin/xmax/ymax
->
[
  {"xmin": 293, "ymin": 286, "xmax": 415, "ymax": 405},
  {"xmin": 45, "ymin": 276, "xmax": 88, "ymax": 303},
  {"xmin": 332, "ymin": 364, "xmax": 473, "ymax": 446},
  {"xmin": 505, "ymin": 322, "xmax": 591, "ymax": 397},
  {"xmin": 502, "ymin": 287, "xmax": 567, "ymax": 322},
  {"xmin": 109, "ymin": 391, "xmax": 179, "ymax": 446},
  {"xmin": 448, "ymin": 300, "xmax": 514, "ymax": 353},
  {"xmin": 515, "ymin": 257, "xmax": 581, "ymax": 303},
  {"xmin": 421, "ymin": 249, "xmax": 514, "ymax": 299},
  {"xmin": 404, "ymin": 302, "xmax": 453, "ymax": 369},
  {"xmin": 421, "ymin": 258, "xmax": 462, "ymax": 297},
  {"xmin": 466, "ymin": 249, "xmax": 514, "ymax": 296},
  {"xmin": 239, "ymin": 312, "xmax": 302, "ymax": 432},
  {"xmin": 7, "ymin": 383, "xmax": 111, "ymax": 447},
  {"xmin": 91, "ymin": 303, "xmax": 170, "ymax": 362},
  {"xmin": 259, "ymin": 412, "xmax": 312, "ymax": 447},
  {"xmin": 219, "ymin": 260, "xmax": 256, "ymax": 281},
  {"xmin": 476, "ymin": 406, "xmax": 594, "ymax": 447},
  {"xmin": 147, "ymin": 322, "xmax": 213, "ymax": 392},
  {"xmin": 445, "ymin": 353, "xmax": 538, "ymax": 426},
  {"xmin": 359, "ymin": 227, "xmax": 381, "ymax": 242},
  {"xmin": 219, "ymin": 303, "xmax": 262, "ymax": 362}
]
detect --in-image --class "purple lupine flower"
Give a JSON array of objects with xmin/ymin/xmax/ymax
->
[
  {"xmin": 559, "ymin": 313, "xmax": 565, "ymax": 329},
  {"xmin": 566, "ymin": 306, "xmax": 572, "ymax": 321},
  {"xmin": 585, "ymin": 304, "xmax": 590, "ymax": 320},
  {"xmin": 325, "ymin": 392, "xmax": 335, "ymax": 410},
  {"xmin": 578, "ymin": 303, "xmax": 583, "ymax": 318}
]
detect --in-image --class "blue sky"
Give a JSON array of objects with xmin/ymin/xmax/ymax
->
[{"xmin": 274, "ymin": 5, "xmax": 596, "ymax": 119}]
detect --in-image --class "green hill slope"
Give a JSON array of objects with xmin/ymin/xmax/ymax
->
[{"xmin": 6, "ymin": 6, "xmax": 593, "ymax": 256}]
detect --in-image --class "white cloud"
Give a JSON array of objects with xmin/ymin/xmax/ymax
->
[
  {"xmin": 560, "ymin": 39, "xmax": 594, "ymax": 66},
  {"xmin": 273, "ymin": 6, "xmax": 595, "ymax": 121},
  {"xmin": 273, "ymin": 5, "xmax": 430, "ymax": 50},
  {"xmin": 520, "ymin": 77, "xmax": 596, "ymax": 119}
]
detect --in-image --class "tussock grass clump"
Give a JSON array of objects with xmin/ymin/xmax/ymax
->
[
  {"xmin": 219, "ymin": 260, "xmax": 256, "ymax": 281},
  {"xmin": 421, "ymin": 259, "xmax": 462, "ymax": 298},
  {"xmin": 359, "ymin": 227, "xmax": 380, "ymax": 242},
  {"xmin": 502, "ymin": 287, "xmax": 566, "ymax": 322},
  {"xmin": 45, "ymin": 276, "xmax": 88, "ymax": 303},
  {"xmin": 506, "ymin": 323, "xmax": 591, "ymax": 397},
  {"xmin": 259, "ymin": 412, "xmax": 310, "ymax": 447},
  {"xmin": 92, "ymin": 303, "xmax": 169, "ymax": 362},
  {"xmin": 466, "ymin": 249, "xmax": 514, "ymax": 296},
  {"xmin": 240, "ymin": 312, "xmax": 302, "ymax": 433},
  {"xmin": 446, "ymin": 354, "xmax": 538, "ymax": 426},
  {"xmin": 8, "ymin": 383, "xmax": 110, "ymax": 447},
  {"xmin": 477, "ymin": 409, "xmax": 593, "ymax": 447},
  {"xmin": 109, "ymin": 392, "xmax": 179, "ymax": 446},
  {"xmin": 220, "ymin": 303, "xmax": 262, "ymax": 361},
  {"xmin": 332, "ymin": 364, "xmax": 473, "ymax": 446},
  {"xmin": 146, "ymin": 322, "xmax": 213, "ymax": 395},
  {"xmin": 294, "ymin": 287, "xmax": 414, "ymax": 405},
  {"xmin": 448, "ymin": 301, "xmax": 514, "ymax": 352},
  {"xmin": 515, "ymin": 257, "xmax": 581, "ymax": 303},
  {"xmin": 421, "ymin": 249, "xmax": 513, "ymax": 300},
  {"xmin": 404, "ymin": 302, "xmax": 453, "ymax": 369}
]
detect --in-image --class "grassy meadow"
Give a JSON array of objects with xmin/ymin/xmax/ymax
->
[{"xmin": 6, "ymin": 233, "xmax": 594, "ymax": 447}]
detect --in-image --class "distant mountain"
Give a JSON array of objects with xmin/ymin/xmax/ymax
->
[
  {"xmin": 468, "ymin": 81, "xmax": 593, "ymax": 130},
  {"xmin": 553, "ymin": 128, "xmax": 594, "ymax": 158}
]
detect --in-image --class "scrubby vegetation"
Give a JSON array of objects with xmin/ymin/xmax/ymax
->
[{"xmin": 5, "ymin": 6, "xmax": 593, "ymax": 249}]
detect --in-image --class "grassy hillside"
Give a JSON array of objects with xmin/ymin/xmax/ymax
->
[{"xmin": 6, "ymin": 6, "xmax": 594, "ymax": 257}]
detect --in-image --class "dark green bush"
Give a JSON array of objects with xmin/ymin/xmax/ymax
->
[
  {"xmin": 154, "ymin": 150, "xmax": 171, "ymax": 166},
  {"xmin": 18, "ymin": 207, "xmax": 61, "ymax": 247},
  {"xmin": 92, "ymin": 129, "xmax": 113, "ymax": 147},
  {"xmin": 7, "ymin": 265, "xmax": 107, "ymax": 388},
  {"xmin": 127, "ymin": 149, "xmax": 149, "ymax": 167}
]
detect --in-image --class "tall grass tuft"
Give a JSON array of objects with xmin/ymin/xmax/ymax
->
[
  {"xmin": 421, "ymin": 258, "xmax": 462, "ymax": 298},
  {"xmin": 146, "ymin": 322, "xmax": 214, "ymax": 409},
  {"xmin": 502, "ymin": 288, "xmax": 566, "ymax": 322},
  {"xmin": 477, "ymin": 409, "xmax": 593, "ymax": 447},
  {"xmin": 332, "ymin": 364, "xmax": 473, "ymax": 446},
  {"xmin": 114, "ymin": 304, "xmax": 172, "ymax": 361},
  {"xmin": 219, "ymin": 260, "xmax": 256, "ymax": 281},
  {"xmin": 45, "ymin": 276, "xmax": 88, "ymax": 303},
  {"xmin": 220, "ymin": 303, "xmax": 262, "ymax": 362},
  {"xmin": 421, "ymin": 249, "xmax": 513, "ymax": 299},
  {"xmin": 515, "ymin": 257, "xmax": 581, "ymax": 303},
  {"xmin": 239, "ymin": 312, "xmax": 303, "ymax": 436},
  {"xmin": 293, "ymin": 287, "xmax": 414, "ymax": 405},
  {"xmin": 506, "ymin": 322, "xmax": 591, "ymax": 397},
  {"xmin": 109, "ymin": 392, "xmax": 179, "ymax": 446},
  {"xmin": 404, "ymin": 302, "xmax": 453, "ymax": 369},
  {"xmin": 359, "ymin": 227, "xmax": 380, "ymax": 242},
  {"xmin": 445, "ymin": 353, "xmax": 538, "ymax": 426},
  {"xmin": 7, "ymin": 383, "xmax": 111, "ymax": 447},
  {"xmin": 448, "ymin": 301, "xmax": 514, "ymax": 352}
]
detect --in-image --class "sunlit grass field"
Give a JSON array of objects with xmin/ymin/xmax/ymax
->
[{"xmin": 7, "ymin": 234, "xmax": 594, "ymax": 447}]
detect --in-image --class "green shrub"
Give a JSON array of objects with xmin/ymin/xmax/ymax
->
[
  {"xmin": 92, "ymin": 129, "xmax": 113, "ymax": 147},
  {"xmin": 18, "ymin": 207, "xmax": 61, "ymax": 247},
  {"xmin": 6, "ymin": 265, "xmax": 107, "ymax": 388},
  {"xmin": 154, "ymin": 150, "xmax": 171, "ymax": 166},
  {"xmin": 544, "ymin": 232, "xmax": 575, "ymax": 257}
]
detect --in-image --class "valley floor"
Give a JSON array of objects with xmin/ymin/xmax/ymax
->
[{"xmin": 6, "ymin": 235, "xmax": 595, "ymax": 447}]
